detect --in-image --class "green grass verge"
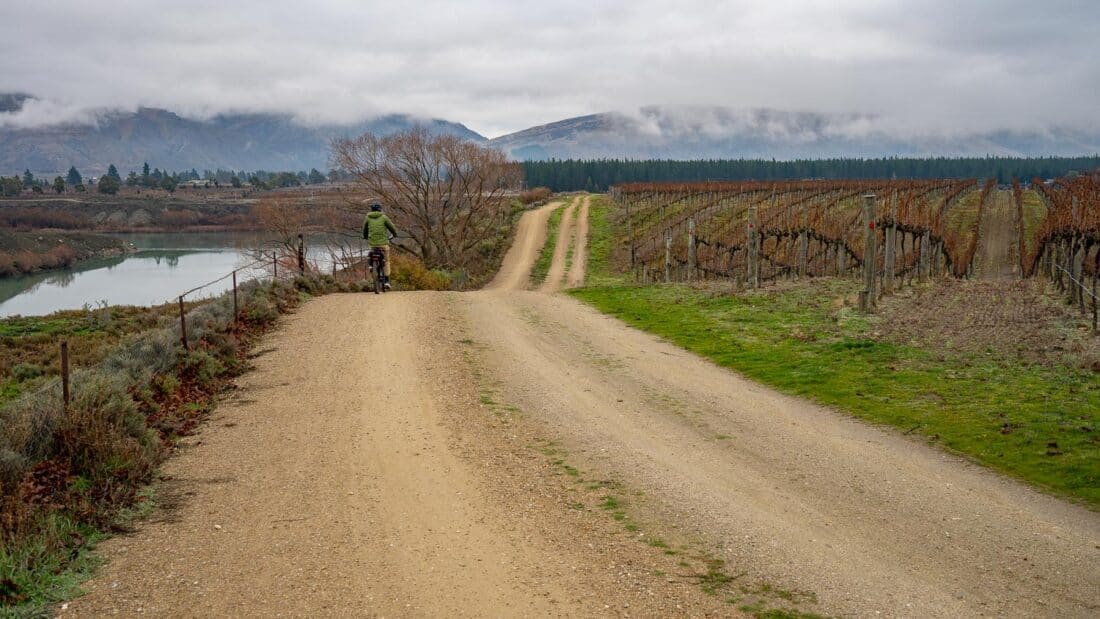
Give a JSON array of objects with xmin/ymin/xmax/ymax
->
[
  {"xmin": 529, "ymin": 202, "xmax": 566, "ymax": 286},
  {"xmin": 584, "ymin": 194, "xmax": 621, "ymax": 286},
  {"xmin": 1, "ymin": 514, "xmax": 106, "ymax": 616},
  {"xmin": 570, "ymin": 280, "xmax": 1099, "ymax": 506}
]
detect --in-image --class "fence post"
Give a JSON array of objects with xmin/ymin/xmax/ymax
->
[
  {"xmin": 884, "ymin": 192, "xmax": 897, "ymax": 293},
  {"xmin": 1093, "ymin": 272, "xmax": 1098, "ymax": 335},
  {"xmin": 178, "ymin": 295, "xmax": 189, "ymax": 351},
  {"xmin": 687, "ymin": 218, "xmax": 696, "ymax": 281},
  {"xmin": 60, "ymin": 338, "xmax": 70, "ymax": 411},
  {"xmin": 232, "ymin": 270, "xmax": 239, "ymax": 327},
  {"xmin": 747, "ymin": 205, "xmax": 759, "ymax": 289},
  {"xmin": 273, "ymin": 251, "xmax": 278, "ymax": 279},
  {"xmin": 860, "ymin": 194, "xmax": 877, "ymax": 312},
  {"xmin": 664, "ymin": 228, "xmax": 672, "ymax": 283},
  {"xmin": 297, "ymin": 234, "xmax": 305, "ymax": 275}
]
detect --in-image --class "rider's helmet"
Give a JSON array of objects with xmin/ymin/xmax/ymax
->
[{"xmin": 370, "ymin": 201, "xmax": 382, "ymax": 212}]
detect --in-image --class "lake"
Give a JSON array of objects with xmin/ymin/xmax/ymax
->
[{"xmin": 0, "ymin": 232, "xmax": 358, "ymax": 318}]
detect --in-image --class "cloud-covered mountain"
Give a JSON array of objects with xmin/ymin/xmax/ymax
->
[
  {"xmin": 0, "ymin": 95, "xmax": 485, "ymax": 175},
  {"xmin": 489, "ymin": 106, "xmax": 1100, "ymax": 160}
]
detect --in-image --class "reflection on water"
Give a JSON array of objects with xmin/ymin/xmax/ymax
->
[
  {"xmin": 0, "ymin": 232, "xmax": 317, "ymax": 318},
  {"xmin": 0, "ymin": 232, "xmax": 362, "ymax": 318}
]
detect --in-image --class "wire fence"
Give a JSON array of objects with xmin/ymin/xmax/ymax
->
[
  {"xmin": 1054, "ymin": 261, "xmax": 1099, "ymax": 334},
  {"xmin": 16, "ymin": 236, "xmax": 378, "ymax": 411}
]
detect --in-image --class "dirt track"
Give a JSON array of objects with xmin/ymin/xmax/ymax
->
[
  {"xmin": 540, "ymin": 196, "xmax": 579, "ymax": 293},
  {"xmin": 975, "ymin": 188, "xmax": 1021, "ymax": 280},
  {"xmin": 67, "ymin": 202, "xmax": 1100, "ymax": 617}
]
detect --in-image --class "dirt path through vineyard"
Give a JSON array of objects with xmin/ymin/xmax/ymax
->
[{"xmin": 974, "ymin": 188, "xmax": 1021, "ymax": 279}]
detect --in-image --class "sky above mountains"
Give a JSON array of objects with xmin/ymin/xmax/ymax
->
[{"xmin": 1, "ymin": 0, "xmax": 1097, "ymax": 138}]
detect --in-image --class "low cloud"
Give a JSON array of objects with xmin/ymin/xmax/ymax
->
[
  {"xmin": 1, "ymin": 1, "xmax": 1097, "ymax": 138},
  {"xmin": 0, "ymin": 97, "xmax": 114, "ymax": 129}
]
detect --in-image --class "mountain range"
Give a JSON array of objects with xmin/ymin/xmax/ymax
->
[
  {"xmin": 0, "ymin": 95, "xmax": 482, "ymax": 175},
  {"xmin": 3, "ymin": 96, "xmax": 1099, "ymax": 175},
  {"xmin": 487, "ymin": 106, "xmax": 1100, "ymax": 161}
]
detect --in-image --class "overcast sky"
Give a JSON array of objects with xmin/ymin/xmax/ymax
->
[{"xmin": 1, "ymin": 0, "xmax": 1097, "ymax": 137}]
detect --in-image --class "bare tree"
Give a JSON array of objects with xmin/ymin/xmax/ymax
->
[
  {"xmin": 251, "ymin": 192, "xmax": 363, "ymax": 274},
  {"xmin": 331, "ymin": 126, "xmax": 522, "ymax": 269}
]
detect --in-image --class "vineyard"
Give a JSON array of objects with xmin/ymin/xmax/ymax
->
[
  {"xmin": 1034, "ymin": 175, "xmax": 1100, "ymax": 314},
  {"xmin": 610, "ymin": 175, "xmax": 1100, "ymax": 320}
]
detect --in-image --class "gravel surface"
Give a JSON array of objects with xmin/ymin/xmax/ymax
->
[{"xmin": 63, "ymin": 203, "xmax": 1099, "ymax": 618}]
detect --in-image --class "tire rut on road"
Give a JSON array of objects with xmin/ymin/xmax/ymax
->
[{"xmin": 565, "ymin": 196, "xmax": 591, "ymax": 289}]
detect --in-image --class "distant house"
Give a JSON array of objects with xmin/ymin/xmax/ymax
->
[{"xmin": 181, "ymin": 179, "xmax": 212, "ymax": 188}]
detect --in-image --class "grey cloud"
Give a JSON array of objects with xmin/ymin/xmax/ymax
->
[{"xmin": 0, "ymin": 0, "xmax": 1097, "ymax": 137}]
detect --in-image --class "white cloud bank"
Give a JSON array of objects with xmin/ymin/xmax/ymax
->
[{"xmin": 1, "ymin": 0, "xmax": 1097, "ymax": 137}]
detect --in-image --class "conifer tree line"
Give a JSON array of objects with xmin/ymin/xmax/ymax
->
[
  {"xmin": 521, "ymin": 156, "xmax": 1100, "ymax": 191},
  {"xmin": 2, "ymin": 163, "xmax": 345, "ymax": 196}
]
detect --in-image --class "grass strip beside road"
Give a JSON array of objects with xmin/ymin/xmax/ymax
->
[{"xmin": 571, "ymin": 280, "xmax": 1099, "ymax": 506}]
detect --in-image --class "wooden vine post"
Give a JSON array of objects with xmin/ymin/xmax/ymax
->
[
  {"xmin": 626, "ymin": 197, "xmax": 636, "ymax": 269},
  {"xmin": 859, "ymin": 193, "xmax": 877, "ymax": 312},
  {"xmin": 687, "ymin": 218, "xmax": 697, "ymax": 281},
  {"xmin": 664, "ymin": 228, "xmax": 672, "ymax": 283},
  {"xmin": 884, "ymin": 191, "xmax": 897, "ymax": 294},
  {"xmin": 919, "ymin": 232, "xmax": 931, "ymax": 281},
  {"xmin": 747, "ymin": 205, "xmax": 760, "ymax": 289}
]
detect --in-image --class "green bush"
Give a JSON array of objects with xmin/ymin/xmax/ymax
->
[
  {"xmin": 390, "ymin": 253, "xmax": 451, "ymax": 290},
  {"xmin": 11, "ymin": 364, "xmax": 42, "ymax": 383}
]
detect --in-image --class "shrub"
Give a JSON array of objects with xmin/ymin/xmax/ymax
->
[
  {"xmin": 41, "ymin": 245, "xmax": 77, "ymax": 269},
  {"xmin": 176, "ymin": 349, "xmax": 225, "ymax": 389},
  {"xmin": 390, "ymin": 253, "xmax": 451, "ymax": 290},
  {"xmin": 0, "ymin": 253, "xmax": 14, "ymax": 277},
  {"xmin": 11, "ymin": 364, "xmax": 43, "ymax": 382},
  {"xmin": 518, "ymin": 187, "xmax": 552, "ymax": 205},
  {"xmin": 11, "ymin": 251, "xmax": 41, "ymax": 274},
  {"xmin": 56, "ymin": 373, "xmax": 160, "ymax": 503}
]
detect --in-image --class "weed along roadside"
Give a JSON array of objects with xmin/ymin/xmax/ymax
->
[{"xmin": 0, "ymin": 260, "xmax": 376, "ymax": 615}]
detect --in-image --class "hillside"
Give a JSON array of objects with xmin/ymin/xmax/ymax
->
[
  {"xmin": 0, "ymin": 96, "xmax": 485, "ymax": 175},
  {"xmin": 489, "ymin": 105, "xmax": 1100, "ymax": 160}
]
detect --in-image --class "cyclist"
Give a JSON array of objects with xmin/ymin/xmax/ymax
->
[{"xmin": 362, "ymin": 201, "xmax": 398, "ymax": 289}]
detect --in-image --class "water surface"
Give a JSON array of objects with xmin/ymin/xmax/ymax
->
[{"xmin": 0, "ymin": 232, "xmax": 350, "ymax": 318}]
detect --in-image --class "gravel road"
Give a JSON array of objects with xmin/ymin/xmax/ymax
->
[{"xmin": 65, "ymin": 203, "xmax": 1099, "ymax": 618}]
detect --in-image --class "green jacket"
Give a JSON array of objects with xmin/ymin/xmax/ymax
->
[{"xmin": 363, "ymin": 211, "xmax": 398, "ymax": 247}]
